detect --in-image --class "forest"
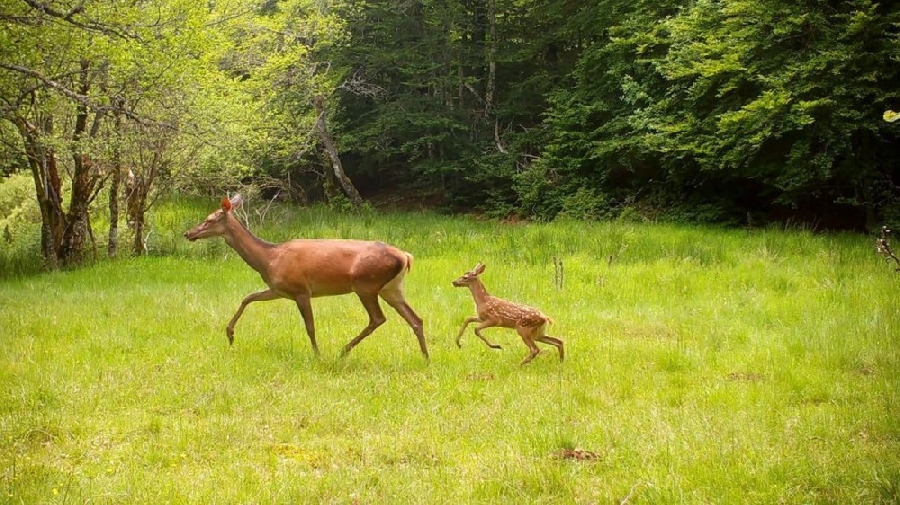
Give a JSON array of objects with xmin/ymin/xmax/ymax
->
[{"xmin": 2, "ymin": 0, "xmax": 900, "ymax": 267}]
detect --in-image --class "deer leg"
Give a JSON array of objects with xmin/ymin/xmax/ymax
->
[
  {"xmin": 519, "ymin": 340, "xmax": 541, "ymax": 365},
  {"xmin": 473, "ymin": 320, "xmax": 503, "ymax": 350},
  {"xmin": 536, "ymin": 336, "xmax": 565, "ymax": 361},
  {"xmin": 341, "ymin": 292, "xmax": 387, "ymax": 357},
  {"xmin": 382, "ymin": 296, "xmax": 429, "ymax": 360},
  {"xmin": 517, "ymin": 327, "xmax": 541, "ymax": 365},
  {"xmin": 455, "ymin": 317, "xmax": 482, "ymax": 348},
  {"xmin": 226, "ymin": 289, "xmax": 280, "ymax": 345},
  {"xmin": 295, "ymin": 294, "xmax": 318, "ymax": 355}
]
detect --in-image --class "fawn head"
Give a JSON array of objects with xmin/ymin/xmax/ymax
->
[
  {"xmin": 184, "ymin": 194, "xmax": 243, "ymax": 241},
  {"xmin": 452, "ymin": 262, "xmax": 486, "ymax": 287}
]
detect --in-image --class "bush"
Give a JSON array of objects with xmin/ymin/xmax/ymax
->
[
  {"xmin": 557, "ymin": 186, "xmax": 613, "ymax": 221},
  {"xmin": 0, "ymin": 173, "xmax": 43, "ymax": 276},
  {"xmin": 0, "ymin": 173, "xmax": 41, "ymax": 241}
]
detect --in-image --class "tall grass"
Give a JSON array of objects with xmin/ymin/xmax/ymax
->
[{"xmin": 1, "ymin": 198, "xmax": 899, "ymax": 503}]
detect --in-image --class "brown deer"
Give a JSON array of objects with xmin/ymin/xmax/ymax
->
[
  {"xmin": 452, "ymin": 262, "xmax": 563, "ymax": 365},
  {"xmin": 184, "ymin": 194, "xmax": 428, "ymax": 360}
]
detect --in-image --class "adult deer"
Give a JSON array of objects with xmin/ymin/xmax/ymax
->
[
  {"xmin": 184, "ymin": 194, "xmax": 428, "ymax": 360},
  {"xmin": 452, "ymin": 262, "xmax": 564, "ymax": 365}
]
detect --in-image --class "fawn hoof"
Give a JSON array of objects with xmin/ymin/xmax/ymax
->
[{"xmin": 225, "ymin": 329, "xmax": 234, "ymax": 345}]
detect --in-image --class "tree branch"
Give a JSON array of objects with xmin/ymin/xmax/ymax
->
[
  {"xmin": 21, "ymin": 0, "xmax": 139, "ymax": 40},
  {"xmin": 0, "ymin": 63, "xmax": 92, "ymax": 106},
  {"xmin": 494, "ymin": 119, "xmax": 508, "ymax": 154},
  {"xmin": 0, "ymin": 63, "xmax": 179, "ymax": 130}
]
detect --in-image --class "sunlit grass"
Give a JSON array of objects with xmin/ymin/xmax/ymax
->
[{"xmin": 1, "ymin": 200, "xmax": 899, "ymax": 503}]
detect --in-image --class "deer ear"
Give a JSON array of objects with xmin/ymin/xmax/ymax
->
[
  {"xmin": 230, "ymin": 194, "xmax": 243, "ymax": 209},
  {"xmin": 221, "ymin": 196, "xmax": 232, "ymax": 212},
  {"xmin": 474, "ymin": 263, "xmax": 485, "ymax": 274}
]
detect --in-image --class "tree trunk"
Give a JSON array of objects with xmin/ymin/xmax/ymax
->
[
  {"xmin": 318, "ymin": 147, "xmax": 341, "ymax": 203},
  {"xmin": 58, "ymin": 60, "xmax": 100, "ymax": 265},
  {"xmin": 59, "ymin": 154, "xmax": 93, "ymax": 265},
  {"xmin": 107, "ymin": 103, "xmax": 123, "ymax": 258},
  {"xmin": 314, "ymin": 96, "xmax": 362, "ymax": 208},
  {"xmin": 126, "ymin": 169, "xmax": 149, "ymax": 255},
  {"xmin": 485, "ymin": 0, "xmax": 497, "ymax": 117},
  {"xmin": 108, "ymin": 158, "xmax": 120, "ymax": 258},
  {"xmin": 17, "ymin": 116, "xmax": 65, "ymax": 267},
  {"xmin": 34, "ymin": 152, "xmax": 65, "ymax": 266},
  {"xmin": 132, "ymin": 208, "xmax": 145, "ymax": 255}
]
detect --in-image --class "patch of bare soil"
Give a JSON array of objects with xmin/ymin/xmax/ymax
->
[
  {"xmin": 726, "ymin": 372, "xmax": 765, "ymax": 382},
  {"xmin": 552, "ymin": 448, "xmax": 601, "ymax": 462}
]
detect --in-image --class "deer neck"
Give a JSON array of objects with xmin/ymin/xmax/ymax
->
[
  {"xmin": 222, "ymin": 214, "xmax": 275, "ymax": 275},
  {"xmin": 468, "ymin": 280, "xmax": 492, "ymax": 306}
]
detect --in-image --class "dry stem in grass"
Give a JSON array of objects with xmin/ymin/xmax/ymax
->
[{"xmin": 876, "ymin": 226, "xmax": 900, "ymax": 272}]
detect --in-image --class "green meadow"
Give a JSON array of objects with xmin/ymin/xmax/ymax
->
[{"xmin": 2, "ymin": 200, "xmax": 899, "ymax": 503}]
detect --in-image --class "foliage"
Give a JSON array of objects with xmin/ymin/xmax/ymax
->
[
  {"xmin": 530, "ymin": 0, "xmax": 900, "ymax": 227},
  {"xmin": 324, "ymin": 0, "xmax": 588, "ymax": 210},
  {"xmin": 0, "ymin": 173, "xmax": 38, "ymax": 224},
  {"xmin": 0, "ymin": 173, "xmax": 42, "ymax": 274},
  {"xmin": 213, "ymin": 0, "xmax": 355, "ymax": 199}
]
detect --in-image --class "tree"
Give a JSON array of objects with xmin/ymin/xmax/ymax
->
[
  {"xmin": 531, "ymin": 0, "xmax": 900, "ymax": 226},
  {"xmin": 0, "ymin": 0, "xmax": 256, "ymax": 263},
  {"xmin": 217, "ymin": 0, "xmax": 365, "ymax": 207}
]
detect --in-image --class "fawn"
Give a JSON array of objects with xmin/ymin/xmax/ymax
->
[{"xmin": 452, "ymin": 262, "xmax": 564, "ymax": 365}]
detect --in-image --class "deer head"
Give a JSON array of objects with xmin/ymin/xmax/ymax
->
[
  {"xmin": 452, "ymin": 262, "xmax": 486, "ymax": 287},
  {"xmin": 184, "ymin": 194, "xmax": 243, "ymax": 241}
]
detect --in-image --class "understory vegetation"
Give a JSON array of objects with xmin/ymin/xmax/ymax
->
[
  {"xmin": 3, "ymin": 1, "xmax": 900, "ymax": 271},
  {"xmin": 2, "ymin": 199, "xmax": 898, "ymax": 503}
]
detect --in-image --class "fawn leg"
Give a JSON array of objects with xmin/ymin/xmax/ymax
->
[
  {"xmin": 536, "ymin": 335, "xmax": 564, "ymax": 361},
  {"xmin": 227, "ymin": 289, "xmax": 280, "ymax": 345},
  {"xmin": 341, "ymin": 292, "xmax": 387, "ymax": 357},
  {"xmin": 295, "ymin": 294, "xmax": 318, "ymax": 355},
  {"xmin": 473, "ymin": 320, "xmax": 503, "ymax": 350},
  {"xmin": 455, "ymin": 317, "xmax": 481, "ymax": 347},
  {"xmin": 517, "ymin": 327, "xmax": 541, "ymax": 365}
]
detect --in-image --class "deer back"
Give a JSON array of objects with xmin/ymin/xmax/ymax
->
[
  {"xmin": 478, "ymin": 294, "xmax": 549, "ymax": 328},
  {"xmin": 265, "ymin": 239, "xmax": 409, "ymax": 297}
]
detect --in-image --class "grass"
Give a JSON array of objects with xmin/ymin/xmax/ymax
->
[{"xmin": 2, "ymin": 199, "xmax": 899, "ymax": 503}]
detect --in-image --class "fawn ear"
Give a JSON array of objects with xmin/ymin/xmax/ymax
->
[
  {"xmin": 474, "ymin": 263, "xmax": 486, "ymax": 274},
  {"xmin": 230, "ymin": 194, "xmax": 243, "ymax": 210},
  {"xmin": 221, "ymin": 196, "xmax": 232, "ymax": 212}
]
